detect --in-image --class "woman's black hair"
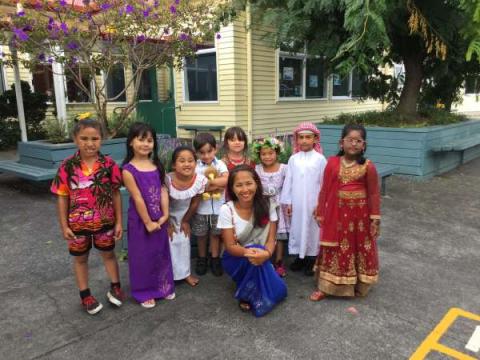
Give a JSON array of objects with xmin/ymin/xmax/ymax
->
[
  {"xmin": 337, "ymin": 124, "xmax": 368, "ymax": 165},
  {"xmin": 171, "ymin": 145, "xmax": 197, "ymax": 168},
  {"xmin": 193, "ymin": 132, "xmax": 216, "ymax": 151},
  {"xmin": 223, "ymin": 126, "xmax": 249, "ymax": 153},
  {"xmin": 123, "ymin": 122, "xmax": 165, "ymax": 185},
  {"xmin": 226, "ymin": 164, "xmax": 270, "ymax": 228},
  {"xmin": 71, "ymin": 118, "xmax": 103, "ymax": 138}
]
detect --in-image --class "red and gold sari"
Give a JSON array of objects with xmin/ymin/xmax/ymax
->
[{"xmin": 315, "ymin": 156, "xmax": 380, "ymax": 297}]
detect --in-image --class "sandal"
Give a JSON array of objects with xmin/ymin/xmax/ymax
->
[
  {"xmin": 141, "ymin": 299, "xmax": 156, "ymax": 308},
  {"xmin": 309, "ymin": 290, "xmax": 327, "ymax": 302},
  {"xmin": 238, "ymin": 301, "xmax": 251, "ymax": 312}
]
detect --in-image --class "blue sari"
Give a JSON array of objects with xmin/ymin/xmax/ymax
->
[{"xmin": 222, "ymin": 244, "xmax": 287, "ymax": 317}]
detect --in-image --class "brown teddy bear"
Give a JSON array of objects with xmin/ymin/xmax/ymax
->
[{"xmin": 202, "ymin": 165, "xmax": 222, "ymax": 201}]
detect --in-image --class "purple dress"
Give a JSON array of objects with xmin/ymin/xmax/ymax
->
[{"xmin": 123, "ymin": 163, "xmax": 175, "ymax": 302}]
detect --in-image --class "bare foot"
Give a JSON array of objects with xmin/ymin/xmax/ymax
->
[
  {"xmin": 185, "ymin": 275, "xmax": 199, "ymax": 287},
  {"xmin": 309, "ymin": 290, "xmax": 327, "ymax": 302}
]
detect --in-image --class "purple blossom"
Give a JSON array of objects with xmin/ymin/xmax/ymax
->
[
  {"xmin": 169, "ymin": 5, "xmax": 176, "ymax": 14},
  {"xmin": 125, "ymin": 4, "xmax": 134, "ymax": 14},
  {"xmin": 154, "ymin": 0, "xmax": 159, "ymax": 7},
  {"xmin": 136, "ymin": 35, "xmax": 146, "ymax": 42},
  {"xmin": 143, "ymin": 9, "xmax": 150, "ymax": 18},
  {"xmin": 163, "ymin": 27, "xmax": 169, "ymax": 35},
  {"xmin": 67, "ymin": 41, "xmax": 79, "ymax": 50},
  {"xmin": 13, "ymin": 27, "xmax": 29, "ymax": 42},
  {"xmin": 216, "ymin": 33, "xmax": 221, "ymax": 40},
  {"xmin": 16, "ymin": 10, "xmax": 25, "ymax": 17},
  {"xmin": 60, "ymin": 0, "xmax": 67, "ymax": 6},
  {"xmin": 72, "ymin": 27, "xmax": 78, "ymax": 33},
  {"xmin": 60, "ymin": 22, "xmax": 68, "ymax": 34},
  {"xmin": 48, "ymin": 57, "xmax": 54, "ymax": 64},
  {"xmin": 34, "ymin": 3, "xmax": 43, "ymax": 9},
  {"xmin": 38, "ymin": 53, "xmax": 46, "ymax": 61},
  {"xmin": 101, "ymin": 3, "xmax": 112, "ymax": 11},
  {"xmin": 179, "ymin": 33, "xmax": 188, "ymax": 41},
  {"xmin": 49, "ymin": 17, "xmax": 55, "ymax": 25},
  {"xmin": 175, "ymin": 0, "xmax": 180, "ymax": 4}
]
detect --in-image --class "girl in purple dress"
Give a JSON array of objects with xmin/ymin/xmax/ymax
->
[{"xmin": 122, "ymin": 123, "xmax": 175, "ymax": 308}]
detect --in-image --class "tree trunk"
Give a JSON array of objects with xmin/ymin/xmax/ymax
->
[{"xmin": 396, "ymin": 52, "xmax": 424, "ymax": 116}]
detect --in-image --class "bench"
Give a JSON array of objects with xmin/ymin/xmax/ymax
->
[
  {"xmin": 0, "ymin": 161, "xmax": 57, "ymax": 181},
  {"xmin": 177, "ymin": 125, "xmax": 225, "ymax": 141},
  {"xmin": 376, "ymin": 164, "xmax": 397, "ymax": 195},
  {"xmin": 0, "ymin": 157, "xmax": 125, "ymax": 182},
  {"xmin": 431, "ymin": 134, "xmax": 480, "ymax": 163}
]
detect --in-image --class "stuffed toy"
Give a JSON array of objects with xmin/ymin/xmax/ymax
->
[{"xmin": 202, "ymin": 165, "xmax": 222, "ymax": 201}]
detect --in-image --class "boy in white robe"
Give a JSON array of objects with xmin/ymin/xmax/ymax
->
[{"xmin": 280, "ymin": 122, "xmax": 327, "ymax": 276}]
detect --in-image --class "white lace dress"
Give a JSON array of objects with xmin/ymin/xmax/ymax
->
[{"xmin": 166, "ymin": 173, "xmax": 207, "ymax": 280}]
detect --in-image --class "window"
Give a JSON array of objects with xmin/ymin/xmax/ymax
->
[
  {"xmin": 278, "ymin": 51, "xmax": 327, "ymax": 100},
  {"xmin": 137, "ymin": 67, "xmax": 153, "ymax": 101},
  {"xmin": 279, "ymin": 56, "xmax": 303, "ymax": 98},
  {"xmin": 332, "ymin": 69, "xmax": 366, "ymax": 98},
  {"xmin": 106, "ymin": 63, "xmax": 126, "ymax": 102},
  {"xmin": 306, "ymin": 58, "xmax": 326, "ymax": 99},
  {"xmin": 465, "ymin": 76, "xmax": 479, "ymax": 94},
  {"xmin": 32, "ymin": 64, "xmax": 54, "ymax": 101},
  {"xmin": 66, "ymin": 66, "xmax": 92, "ymax": 103},
  {"xmin": 184, "ymin": 48, "xmax": 217, "ymax": 102}
]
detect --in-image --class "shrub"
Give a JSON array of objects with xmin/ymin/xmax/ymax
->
[
  {"xmin": 322, "ymin": 109, "xmax": 467, "ymax": 128},
  {"xmin": 0, "ymin": 117, "xmax": 21, "ymax": 150}
]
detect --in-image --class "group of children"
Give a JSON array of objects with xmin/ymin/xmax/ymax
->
[{"xmin": 52, "ymin": 118, "xmax": 380, "ymax": 315}]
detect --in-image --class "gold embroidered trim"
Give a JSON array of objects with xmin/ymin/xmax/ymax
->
[
  {"xmin": 358, "ymin": 273, "xmax": 379, "ymax": 284},
  {"xmin": 338, "ymin": 190, "xmax": 367, "ymax": 199},
  {"xmin": 339, "ymin": 159, "xmax": 369, "ymax": 184},
  {"xmin": 318, "ymin": 279, "xmax": 355, "ymax": 297},
  {"xmin": 319, "ymin": 271, "xmax": 357, "ymax": 285},
  {"xmin": 320, "ymin": 241, "xmax": 339, "ymax": 247}
]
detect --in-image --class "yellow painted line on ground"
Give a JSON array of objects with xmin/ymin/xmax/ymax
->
[{"xmin": 410, "ymin": 308, "xmax": 480, "ymax": 360}]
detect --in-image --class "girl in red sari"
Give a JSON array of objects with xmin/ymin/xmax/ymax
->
[{"xmin": 310, "ymin": 124, "xmax": 381, "ymax": 301}]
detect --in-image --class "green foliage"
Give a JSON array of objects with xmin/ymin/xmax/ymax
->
[
  {"xmin": 461, "ymin": 0, "xmax": 480, "ymax": 61},
  {"xmin": 0, "ymin": 117, "xmax": 21, "ymax": 150},
  {"xmin": 41, "ymin": 117, "xmax": 74, "ymax": 144},
  {"xmin": 107, "ymin": 112, "xmax": 140, "ymax": 139},
  {"xmin": 0, "ymin": 81, "xmax": 48, "ymax": 145},
  {"xmin": 322, "ymin": 109, "xmax": 468, "ymax": 128}
]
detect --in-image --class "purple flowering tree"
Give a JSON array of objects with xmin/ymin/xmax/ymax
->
[{"xmin": 1, "ymin": 0, "xmax": 230, "ymax": 137}]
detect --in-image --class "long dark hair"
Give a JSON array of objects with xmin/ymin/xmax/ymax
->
[
  {"xmin": 123, "ymin": 122, "xmax": 165, "ymax": 184},
  {"xmin": 226, "ymin": 165, "xmax": 270, "ymax": 228},
  {"xmin": 337, "ymin": 124, "xmax": 367, "ymax": 165},
  {"xmin": 223, "ymin": 126, "xmax": 249, "ymax": 153}
]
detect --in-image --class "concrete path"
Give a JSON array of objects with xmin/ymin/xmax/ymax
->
[{"xmin": 0, "ymin": 158, "xmax": 479, "ymax": 360}]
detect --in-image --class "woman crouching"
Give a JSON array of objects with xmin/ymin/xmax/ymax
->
[{"xmin": 217, "ymin": 165, "xmax": 287, "ymax": 317}]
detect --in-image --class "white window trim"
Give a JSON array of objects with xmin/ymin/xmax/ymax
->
[
  {"xmin": 277, "ymin": 49, "xmax": 328, "ymax": 102},
  {"xmin": 102, "ymin": 63, "xmax": 128, "ymax": 104},
  {"xmin": 182, "ymin": 45, "xmax": 220, "ymax": 104},
  {"xmin": 464, "ymin": 77, "xmax": 479, "ymax": 95},
  {"xmin": 0, "ymin": 46, "xmax": 6, "ymax": 94},
  {"xmin": 331, "ymin": 70, "xmax": 365, "ymax": 100}
]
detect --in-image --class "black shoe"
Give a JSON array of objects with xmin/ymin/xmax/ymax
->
[
  {"xmin": 289, "ymin": 257, "xmax": 305, "ymax": 271},
  {"xmin": 304, "ymin": 256, "xmax": 316, "ymax": 276},
  {"xmin": 210, "ymin": 257, "xmax": 223, "ymax": 277},
  {"xmin": 195, "ymin": 257, "xmax": 208, "ymax": 276}
]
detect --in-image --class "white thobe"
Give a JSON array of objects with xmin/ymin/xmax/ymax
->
[{"xmin": 280, "ymin": 150, "xmax": 327, "ymax": 258}]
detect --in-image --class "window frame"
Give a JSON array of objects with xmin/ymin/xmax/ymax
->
[
  {"xmin": 103, "ymin": 62, "xmax": 128, "ymax": 103},
  {"xmin": 331, "ymin": 69, "xmax": 365, "ymax": 100},
  {"xmin": 31, "ymin": 62, "xmax": 56, "ymax": 104},
  {"xmin": 464, "ymin": 76, "xmax": 479, "ymax": 96},
  {"xmin": 277, "ymin": 49, "xmax": 328, "ymax": 102},
  {"xmin": 182, "ymin": 46, "xmax": 219, "ymax": 104}
]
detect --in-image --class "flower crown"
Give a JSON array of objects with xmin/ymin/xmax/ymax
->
[
  {"xmin": 252, "ymin": 137, "xmax": 284, "ymax": 161},
  {"xmin": 75, "ymin": 112, "xmax": 94, "ymax": 122}
]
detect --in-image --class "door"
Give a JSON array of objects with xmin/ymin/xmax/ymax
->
[{"xmin": 136, "ymin": 67, "xmax": 176, "ymax": 137}]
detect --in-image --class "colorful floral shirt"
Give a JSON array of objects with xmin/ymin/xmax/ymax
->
[{"xmin": 51, "ymin": 151, "xmax": 122, "ymax": 234}]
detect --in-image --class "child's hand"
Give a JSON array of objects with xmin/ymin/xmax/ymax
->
[
  {"xmin": 370, "ymin": 219, "xmax": 380, "ymax": 239},
  {"xmin": 285, "ymin": 205, "xmax": 292, "ymax": 217},
  {"xmin": 168, "ymin": 222, "xmax": 175, "ymax": 240},
  {"xmin": 180, "ymin": 221, "xmax": 191, "ymax": 238},
  {"xmin": 145, "ymin": 221, "xmax": 160, "ymax": 233},
  {"xmin": 245, "ymin": 249, "xmax": 269, "ymax": 266},
  {"xmin": 62, "ymin": 227, "xmax": 76, "ymax": 241},
  {"xmin": 113, "ymin": 223, "xmax": 123, "ymax": 241},
  {"xmin": 157, "ymin": 215, "xmax": 169, "ymax": 228}
]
